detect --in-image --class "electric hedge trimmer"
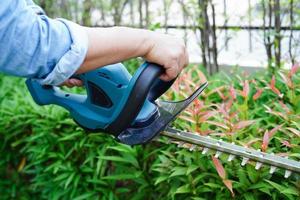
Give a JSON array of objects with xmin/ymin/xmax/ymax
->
[{"xmin": 26, "ymin": 62, "xmax": 300, "ymax": 178}]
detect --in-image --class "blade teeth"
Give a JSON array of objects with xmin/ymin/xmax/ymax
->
[
  {"xmin": 255, "ymin": 162, "xmax": 263, "ymax": 170},
  {"xmin": 214, "ymin": 151, "xmax": 222, "ymax": 158},
  {"xmin": 270, "ymin": 166, "xmax": 277, "ymax": 174},
  {"xmin": 165, "ymin": 132, "xmax": 296, "ymax": 177},
  {"xmin": 284, "ymin": 170, "xmax": 292, "ymax": 179},
  {"xmin": 202, "ymin": 147, "xmax": 209, "ymax": 155},
  {"xmin": 217, "ymin": 139, "xmax": 222, "ymax": 146},
  {"xmin": 241, "ymin": 157, "xmax": 249, "ymax": 166},
  {"xmin": 189, "ymin": 144, "xmax": 197, "ymax": 151},
  {"xmin": 227, "ymin": 154, "xmax": 236, "ymax": 162}
]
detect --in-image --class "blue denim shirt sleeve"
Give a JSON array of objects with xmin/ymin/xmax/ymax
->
[
  {"xmin": 25, "ymin": 0, "xmax": 45, "ymax": 15},
  {"xmin": 0, "ymin": 0, "xmax": 88, "ymax": 85}
]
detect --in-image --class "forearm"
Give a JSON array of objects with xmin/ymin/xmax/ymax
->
[{"xmin": 78, "ymin": 27, "xmax": 153, "ymax": 74}]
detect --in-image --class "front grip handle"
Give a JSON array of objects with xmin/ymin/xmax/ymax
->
[{"xmin": 106, "ymin": 62, "xmax": 175, "ymax": 135}]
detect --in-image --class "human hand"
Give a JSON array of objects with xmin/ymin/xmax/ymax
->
[
  {"xmin": 61, "ymin": 78, "xmax": 83, "ymax": 88},
  {"xmin": 143, "ymin": 32, "xmax": 189, "ymax": 81}
]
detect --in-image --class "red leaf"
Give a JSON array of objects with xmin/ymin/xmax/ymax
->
[
  {"xmin": 217, "ymin": 103, "xmax": 229, "ymax": 119},
  {"xmin": 212, "ymin": 156, "xmax": 226, "ymax": 179},
  {"xmin": 270, "ymin": 76, "xmax": 283, "ymax": 98},
  {"xmin": 269, "ymin": 125, "xmax": 283, "ymax": 137},
  {"xmin": 206, "ymin": 86, "xmax": 226, "ymax": 97},
  {"xmin": 261, "ymin": 125, "xmax": 282, "ymax": 152},
  {"xmin": 225, "ymin": 99, "xmax": 233, "ymax": 111},
  {"xmin": 229, "ymin": 111, "xmax": 238, "ymax": 119},
  {"xmin": 279, "ymin": 101, "xmax": 290, "ymax": 114},
  {"xmin": 212, "ymin": 157, "xmax": 235, "ymax": 197},
  {"xmin": 198, "ymin": 111, "xmax": 216, "ymax": 122},
  {"xmin": 233, "ymin": 120, "xmax": 255, "ymax": 130},
  {"xmin": 265, "ymin": 109, "xmax": 287, "ymax": 120},
  {"xmin": 261, "ymin": 130, "xmax": 269, "ymax": 152},
  {"xmin": 194, "ymin": 99, "xmax": 202, "ymax": 108},
  {"xmin": 241, "ymin": 80, "xmax": 249, "ymax": 98},
  {"xmin": 253, "ymin": 88, "xmax": 263, "ymax": 101},
  {"xmin": 279, "ymin": 72, "xmax": 293, "ymax": 88},
  {"xmin": 206, "ymin": 121, "xmax": 229, "ymax": 130},
  {"xmin": 178, "ymin": 115, "xmax": 196, "ymax": 124},
  {"xmin": 281, "ymin": 140, "xmax": 292, "ymax": 148},
  {"xmin": 289, "ymin": 64, "xmax": 299, "ymax": 77},
  {"xmin": 195, "ymin": 66, "xmax": 208, "ymax": 83},
  {"xmin": 229, "ymin": 85, "xmax": 237, "ymax": 100},
  {"xmin": 192, "ymin": 99, "xmax": 203, "ymax": 115},
  {"xmin": 223, "ymin": 179, "xmax": 235, "ymax": 197}
]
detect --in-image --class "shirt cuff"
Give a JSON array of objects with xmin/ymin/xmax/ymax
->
[{"xmin": 37, "ymin": 19, "xmax": 88, "ymax": 86}]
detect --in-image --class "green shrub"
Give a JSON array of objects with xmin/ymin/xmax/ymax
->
[{"xmin": 0, "ymin": 63, "xmax": 300, "ymax": 199}]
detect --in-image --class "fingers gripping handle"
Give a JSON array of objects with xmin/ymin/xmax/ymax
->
[{"xmin": 25, "ymin": 79, "xmax": 86, "ymax": 111}]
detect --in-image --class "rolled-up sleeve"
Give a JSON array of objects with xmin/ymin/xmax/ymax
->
[{"xmin": 0, "ymin": 0, "xmax": 88, "ymax": 85}]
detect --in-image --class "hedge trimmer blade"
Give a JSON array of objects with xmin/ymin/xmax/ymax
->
[
  {"xmin": 153, "ymin": 90, "xmax": 300, "ymax": 179},
  {"xmin": 158, "ymin": 128, "xmax": 300, "ymax": 178}
]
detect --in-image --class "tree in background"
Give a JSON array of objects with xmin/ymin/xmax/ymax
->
[{"xmin": 197, "ymin": 0, "xmax": 219, "ymax": 75}]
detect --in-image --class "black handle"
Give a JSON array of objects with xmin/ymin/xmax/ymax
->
[
  {"xmin": 148, "ymin": 78, "xmax": 176, "ymax": 102},
  {"xmin": 106, "ymin": 62, "xmax": 175, "ymax": 136}
]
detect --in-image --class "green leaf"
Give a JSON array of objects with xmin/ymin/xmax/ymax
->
[
  {"xmin": 259, "ymin": 187, "xmax": 271, "ymax": 196},
  {"xmin": 281, "ymin": 188, "xmax": 299, "ymax": 195},
  {"xmin": 170, "ymin": 167, "xmax": 187, "ymax": 177},
  {"xmin": 102, "ymin": 172, "xmax": 142, "ymax": 180},
  {"xmin": 64, "ymin": 172, "xmax": 75, "ymax": 189},
  {"xmin": 154, "ymin": 176, "xmax": 169, "ymax": 185},
  {"xmin": 244, "ymin": 192, "xmax": 256, "ymax": 200},
  {"xmin": 53, "ymin": 173, "xmax": 69, "ymax": 182},
  {"xmin": 265, "ymin": 180, "xmax": 298, "ymax": 198},
  {"xmin": 73, "ymin": 192, "xmax": 95, "ymax": 200},
  {"xmin": 175, "ymin": 184, "xmax": 191, "ymax": 194},
  {"xmin": 186, "ymin": 165, "xmax": 198, "ymax": 175},
  {"xmin": 98, "ymin": 155, "xmax": 138, "ymax": 167},
  {"xmin": 264, "ymin": 179, "xmax": 286, "ymax": 192},
  {"xmin": 237, "ymin": 169, "xmax": 251, "ymax": 187},
  {"xmin": 108, "ymin": 144, "xmax": 136, "ymax": 155},
  {"xmin": 204, "ymin": 183, "xmax": 222, "ymax": 189},
  {"xmin": 58, "ymin": 132, "xmax": 82, "ymax": 141}
]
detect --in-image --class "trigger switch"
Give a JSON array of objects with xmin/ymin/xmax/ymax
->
[{"xmin": 88, "ymin": 81, "xmax": 113, "ymax": 108}]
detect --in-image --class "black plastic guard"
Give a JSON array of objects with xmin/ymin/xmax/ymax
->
[{"xmin": 117, "ymin": 82, "xmax": 208, "ymax": 145}]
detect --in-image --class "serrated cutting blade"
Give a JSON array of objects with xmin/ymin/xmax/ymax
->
[{"xmin": 161, "ymin": 128, "xmax": 300, "ymax": 175}]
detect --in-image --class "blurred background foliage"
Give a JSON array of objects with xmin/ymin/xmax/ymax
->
[
  {"xmin": 1, "ymin": 0, "xmax": 300, "ymax": 200},
  {"xmin": 34, "ymin": 0, "xmax": 300, "ymax": 74}
]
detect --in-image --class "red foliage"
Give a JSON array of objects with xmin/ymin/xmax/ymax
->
[
  {"xmin": 261, "ymin": 125, "xmax": 282, "ymax": 152},
  {"xmin": 212, "ymin": 156, "xmax": 235, "ymax": 197},
  {"xmin": 270, "ymin": 76, "xmax": 283, "ymax": 98},
  {"xmin": 240, "ymin": 80, "xmax": 249, "ymax": 99},
  {"xmin": 253, "ymin": 88, "xmax": 263, "ymax": 101}
]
